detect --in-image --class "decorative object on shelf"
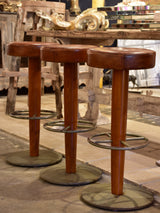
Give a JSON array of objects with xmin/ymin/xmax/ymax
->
[
  {"xmin": 36, "ymin": 8, "xmax": 109, "ymax": 31},
  {"xmin": 116, "ymin": 0, "xmax": 146, "ymax": 6},
  {"xmin": 143, "ymin": 0, "xmax": 160, "ymax": 4},
  {"xmin": 98, "ymin": 3, "xmax": 160, "ymax": 29},
  {"xmin": 73, "ymin": 8, "xmax": 109, "ymax": 31},
  {"xmin": 70, "ymin": 0, "xmax": 81, "ymax": 15},
  {"xmin": 92, "ymin": 0, "xmax": 105, "ymax": 9},
  {"xmin": 0, "ymin": 0, "xmax": 21, "ymax": 12}
]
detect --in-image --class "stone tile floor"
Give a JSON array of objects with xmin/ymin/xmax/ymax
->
[
  {"xmin": 0, "ymin": 94, "xmax": 160, "ymax": 212},
  {"xmin": 100, "ymin": 105, "xmax": 160, "ymax": 127},
  {"xmin": 0, "ymin": 129, "xmax": 160, "ymax": 213}
]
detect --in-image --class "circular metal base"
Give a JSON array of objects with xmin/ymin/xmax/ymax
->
[
  {"xmin": 40, "ymin": 162, "xmax": 102, "ymax": 186},
  {"xmin": 6, "ymin": 150, "xmax": 63, "ymax": 167},
  {"xmin": 80, "ymin": 183, "xmax": 154, "ymax": 211}
]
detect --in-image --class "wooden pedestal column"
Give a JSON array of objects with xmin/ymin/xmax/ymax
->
[
  {"xmin": 64, "ymin": 63, "xmax": 78, "ymax": 173},
  {"xmin": 81, "ymin": 47, "xmax": 156, "ymax": 211},
  {"xmin": 28, "ymin": 57, "xmax": 41, "ymax": 156},
  {"xmin": 111, "ymin": 69, "xmax": 129, "ymax": 195},
  {"xmin": 40, "ymin": 44, "xmax": 102, "ymax": 185},
  {"xmin": 6, "ymin": 42, "xmax": 62, "ymax": 167}
]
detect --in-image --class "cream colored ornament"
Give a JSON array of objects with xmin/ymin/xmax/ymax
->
[
  {"xmin": 35, "ymin": 8, "xmax": 109, "ymax": 31},
  {"xmin": 73, "ymin": 8, "xmax": 109, "ymax": 31}
]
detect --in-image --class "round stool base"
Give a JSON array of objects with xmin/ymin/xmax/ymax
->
[
  {"xmin": 6, "ymin": 150, "xmax": 63, "ymax": 167},
  {"xmin": 80, "ymin": 183, "xmax": 153, "ymax": 211},
  {"xmin": 40, "ymin": 162, "xmax": 102, "ymax": 186}
]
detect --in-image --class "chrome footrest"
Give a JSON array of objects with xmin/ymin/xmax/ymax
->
[
  {"xmin": 43, "ymin": 120, "xmax": 96, "ymax": 133},
  {"xmin": 88, "ymin": 132, "xmax": 149, "ymax": 150},
  {"xmin": 10, "ymin": 110, "xmax": 56, "ymax": 120}
]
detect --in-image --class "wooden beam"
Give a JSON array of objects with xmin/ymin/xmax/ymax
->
[{"xmin": 27, "ymin": 29, "xmax": 160, "ymax": 41}]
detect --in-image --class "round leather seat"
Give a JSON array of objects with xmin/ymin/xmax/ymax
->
[
  {"xmin": 87, "ymin": 47, "xmax": 155, "ymax": 70},
  {"xmin": 40, "ymin": 44, "xmax": 102, "ymax": 186},
  {"xmin": 41, "ymin": 44, "xmax": 95, "ymax": 63},
  {"xmin": 7, "ymin": 41, "xmax": 59, "ymax": 57},
  {"xmin": 6, "ymin": 41, "xmax": 62, "ymax": 167}
]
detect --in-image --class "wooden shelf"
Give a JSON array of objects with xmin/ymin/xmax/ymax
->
[{"xmin": 27, "ymin": 29, "xmax": 160, "ymax": 41}]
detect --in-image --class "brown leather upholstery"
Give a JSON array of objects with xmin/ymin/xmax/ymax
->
[
  {"xmin": 41, "ymin": 44, "xmax": 96, "ymax": 174},
  {"xmin": 41, "ymin": 44, "xmax": 95, "ymax": 63},
  {"xmin": 87, "ymin": 47, "xmax": 155, "ymax": 70},
  {"xmin": 87, "ymin": 46, "xmax": 156, "ymax": 196},
  {"xmin": 7, "ymin": 42, "xmax": 59, "ymax": 158},
  {"xmin": 7, "ymin": 41, "xmax": 59, "ymax": 57}
]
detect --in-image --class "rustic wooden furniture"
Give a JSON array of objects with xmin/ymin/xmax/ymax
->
[
  {"xmin": 27, "ymin": 29, "xmax": 160, "ymax": 121},
  {"xmin": 2, "ymin": 1, "xmax": 66, "ymax": 117},
  {"xmin": 6, "ymin": 41, "xmax": 62, "ymax": 167},
  {"xmin": 0, "ymin": 12, "xmax": 22, "ymax": 114},
  {"xmin": 21, "ymin": 1, "xmax": 66, "ymax": 119},
  {"xmin": 27, "ymin": 29, "xmax": 160, "ymax": 44},
  {"xmin": 21, "ymin": 0, "xmax": 66, "ymax": 41},
  {"xmin": 40, "ymin": 44, "xmax": 102, "ymax": 186},
  {"xmin": 0, "ymin": 12, "xmax": 17, "ymax": 73},
  {"xmin": 80, "ymin": 47, "xmax": 156, "ymax": 211}
]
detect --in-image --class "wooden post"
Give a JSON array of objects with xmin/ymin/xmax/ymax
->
[
  {"xmin": 64, "ymin": 63, "xmax": 78, "ymax": 173},
  {"xmin": 111, "ymin": 69, "xmax": 129, "ymax": 195},
  {"xmin": 28, "ymin": 57, "xmax": 41, "ymax": 156}
]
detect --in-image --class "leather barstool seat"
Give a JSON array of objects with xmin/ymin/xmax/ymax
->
[
  {"xmin": 40, "ymin": 44, "xmax": 102, "ymax": 186},
  {"xmin": 6, "ymin": 41, "xmax": 63, "ymax": 167},
  {"xmin": 81, "ymin": 47, "xmax": 156, "ymax": 211}
]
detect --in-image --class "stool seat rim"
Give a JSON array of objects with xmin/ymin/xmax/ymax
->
[
  {"xmin": 88, "ymin": 47, "xmax": 155, "ymax": 55},
  {"xmin": 42, "ymin": 44, "xmax": 95, "ymax": 51},
  {"xmin": 41, "ymin": 44, "xmax": 96, "ymax": 63},
  {"xmin": 7, "ymin": 41, "xmax": 59, "ymax": 57},
  {"xmin": 87, "ymin": 47, "xmax": 156, "ymax": 70}
]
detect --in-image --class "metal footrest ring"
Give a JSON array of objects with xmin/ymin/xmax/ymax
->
[
  {"xmin": 43, "ymin": 120, "xmax": 96, "ymax": 133},
  {"xmin": 88, "ymin": 132, "xmax": 149, "ymax": 150},
  {"xmin": 10, "ymin": 110, "xmax": 57, "ymax": 120}
]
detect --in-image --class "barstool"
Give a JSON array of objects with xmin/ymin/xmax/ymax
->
[
  {"xmin": 80, "ymin": 47, "xmax": 156, "ymax": 211},
  {"xmin": 6, "ymin": 41, "xmax": 63, "ymax": 167},
  {"xmin": 40, "ymin": 44, "xmax": 102, "ymax": 186}
]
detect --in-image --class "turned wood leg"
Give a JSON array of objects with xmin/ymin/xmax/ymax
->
[
  {"xmin": 64, "ymin": 63, "xmax": 78, "ymax": 173},
  {"xmin": 111, "ymin": 69, "xmax": 129, "ymax": 195},
  {"xmin": 28, "ymin": 57, "xmax": 41, "ymax": 157}
]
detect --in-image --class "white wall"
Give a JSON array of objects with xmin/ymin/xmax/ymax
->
[{"xmin": 118, "ymin": 39, "xmax": 160, "ymax": 87}]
